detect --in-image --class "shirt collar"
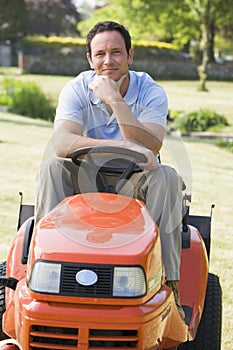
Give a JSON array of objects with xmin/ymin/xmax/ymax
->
[{"xmin": 124, "ymin": 71, "xmax": 138, "ymax": 105}]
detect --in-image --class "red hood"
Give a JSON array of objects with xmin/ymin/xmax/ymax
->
[{"xmin": 34, "ymin": 193, "xmax": 158, "ymax": 262}]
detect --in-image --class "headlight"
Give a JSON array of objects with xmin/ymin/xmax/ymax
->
[
  {"xmin": 30, "ymin": 261, "xmax": 61, "ymax": 294},
  {"xmin": 113, "ymin": 267, "xmax": 146, "ymax": 297}
]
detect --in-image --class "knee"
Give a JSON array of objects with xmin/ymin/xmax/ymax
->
[
  {"xmin": 41, "ymin": 157, "xmax": 70, "ymax": 171},
  {"xmin": 161, "ymin": 164, "xmax": 178, "ymax": 177},
  {"xmin": 37, "ymin": 158, "xmax": 70, "ymax": 183},
  {"xmin": 160, "ymin": 165, "xmax": 183, "ymax": 188},
  {"xmin": 146, "ymin": 164, "xmax": 179, "ymax": 183},
  {"xmin": 38, "ymin": 157, "xmax": 60, "ymax": 175}
]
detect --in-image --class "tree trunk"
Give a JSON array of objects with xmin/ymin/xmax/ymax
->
[
  {"xmin": 198, "ymin": 46, "xmax": 208, "ymax": 91},
  {"xmin": 198, "ymin": 23, "xmax": 209, "ymax": 91},
  {"xmin": 207, "ymin": 19, "xmax": 215, "ymax": 62},
  {"xmin": 197, "ymin": 0, "xmax": 213, "ymax": 91}
]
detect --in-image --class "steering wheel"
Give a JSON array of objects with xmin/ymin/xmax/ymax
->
[{"xmin": 71, "ymin": 146, "xmax": 147, "ymax": 193}]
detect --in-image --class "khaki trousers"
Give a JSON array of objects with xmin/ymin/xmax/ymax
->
[{"xmin": 35, "ymin": 158, "xmax": 183, "ymax": 280}]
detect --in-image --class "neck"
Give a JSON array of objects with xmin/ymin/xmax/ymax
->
[{"xmin": 120, "ymin": 73, "xmax": 130, "ymax": 97}]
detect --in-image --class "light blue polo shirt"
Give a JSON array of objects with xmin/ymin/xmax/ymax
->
[{"xmin": 55, "ymin": 70, "xmax": 168, "ymax": 140}]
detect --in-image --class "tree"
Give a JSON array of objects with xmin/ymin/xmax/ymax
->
[
  {"xmin": 79, "ymin": 0, "xmax": 233, "ymax": 90},
  {"xmin": 0, "ymin": 0, "xmax": 27, "ymax": 41},
  {"xmin": 78, "ymin": 0, "xmax": 197, "ymax": 43},
  {"xmin": 25, "ymin": 0, "xmax": 81, "ymax": 36},
  {"xmin": 184, "ymin": 0, "xmax": 233, "ymax": 90},
  {"xmin": 184, "ymin": 0, "xmax": 213, "ymax": 91}
]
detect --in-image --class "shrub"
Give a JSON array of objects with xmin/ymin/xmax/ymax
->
[
  {"xmin": 24, "ymin": 35, "xmax": 177, "ymax": 51},
  {"xmin": 0, "ymin": 78, "xmax": 55, "ymax": 121},
  {"xmin": 215, "ymin": 139, "xmax": 233, "ymax": 153},
  {"xmin": 0, "ymin": 93, "xmax": 12, "ymax": 106},
  {"xmin": 173, "ymin": 108, "xmax": 229, "ymax": 132},
  {"xmin": 24, "ymin": 35, "xmax": 86, "ymax": 50},
  {"xmin": 0, "ymin": 77, "xmax": 15, "ymax": 106}
]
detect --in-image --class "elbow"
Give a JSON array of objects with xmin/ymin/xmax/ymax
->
[
  {"xmin": 53, "ymin": 138, "xmax": 70, "ymax": 158},
  {"xmin": 56, "ymin": 149, "xmax": 67, "ymax": 158},
  {"xmin": 154, "ymin": 141, "xmax": 162, "ymax": 155}
]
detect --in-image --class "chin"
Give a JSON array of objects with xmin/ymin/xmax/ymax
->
[{"xmin": 101, "ymin": 71, "xmax": 119, "ymax": 80}]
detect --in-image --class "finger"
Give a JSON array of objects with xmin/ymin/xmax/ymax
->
[{"xmin": 139, "ymin": 158, "xmax": 158, "ymax": 170}]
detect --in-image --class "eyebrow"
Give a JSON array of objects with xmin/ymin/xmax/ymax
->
[{"xmin": 94, "ymin": 47, "xmax": 123, "ymax": 53}]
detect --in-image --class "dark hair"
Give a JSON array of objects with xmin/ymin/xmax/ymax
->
[{"xmin": 86, "ymin": 21, "xmax": 131, "ymax": 56}]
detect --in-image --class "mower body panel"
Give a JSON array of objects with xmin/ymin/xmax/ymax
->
[{"xmin": 2, "ymin": 193, "xmax": 208, "ymax": 349}]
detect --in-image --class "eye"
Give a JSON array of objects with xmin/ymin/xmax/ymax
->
[
  {"xmin": 113, "ymin": 49, "xmax": 121, "ymax": 55},
  {"xmin": 95, "ymin": 52, "xmax": 104, "ymax": 58}
]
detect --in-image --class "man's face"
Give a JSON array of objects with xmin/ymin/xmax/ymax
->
[{"xmin": 87, "ymin": 30, "xmax": 133, "ymax": 81}]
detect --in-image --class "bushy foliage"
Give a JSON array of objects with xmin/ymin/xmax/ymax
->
[
  {"xmin": 0, "ymin": 78, "xmax": 55, "ymax": 121},
  {"xmin": 25, "ymin": 0, "xmax": 81, "ymax": 37},
  {"xmin": 173, "ymin": 108, "xmax": 229, "ymax": 132},
  {"xmin": 24, "ymin": 35, "xmax": 177, "ymax": 51},
  {"xmin": 0, "ymin": 77, "xmax": 16, "ymax": 106},
  {"xmin": 24, "ymin": 36, "xmax": 86, "ymax": 50},
  {"xmin": 215, "ymin": 139, "xmax": 233, "ymax": 153},
  {"xmin": 0, "ymin": 0, "xmax": 27, "ymax": 40}
]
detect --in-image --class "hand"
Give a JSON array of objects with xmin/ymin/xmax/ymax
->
[
  {"xmin": 89, "ymin": 75, "xmax": 127, "ymax": 104},
  {"xmin": 128, "ymin": 141, "xmax": 159, "ymax": 170},
  {"xmin": 112, "ymin": 140, "xmax": 158, "ymax": 170}
]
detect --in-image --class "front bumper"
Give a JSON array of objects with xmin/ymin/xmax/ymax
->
[{"xmin": 5, "ymin": 282, "xmax": 188, "ymax": 350}]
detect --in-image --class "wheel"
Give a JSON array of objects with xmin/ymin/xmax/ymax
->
[
  {"xmin": 0, "ymin": 261, "xmax": 9, "ymax": 340},
  {"xmin": 179, "ymin": 273, "xmax": 222, "ymax": 349}
]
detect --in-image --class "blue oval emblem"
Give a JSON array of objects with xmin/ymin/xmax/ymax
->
[{"xmin": 76, "ymin": 269, "xmax": 98, "ymax": 286}]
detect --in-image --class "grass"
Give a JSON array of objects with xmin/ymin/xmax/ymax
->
[
  {"xmin": 162, "ymin": 135, "xmax": 233, "ymax": 348},
  {"xmin": 0, "ymin": 73, "xmax": 233, "ymax": 348},
  {"xmin": 0, "ymin": 114, "xmax": 233, "ymax": 349},
  {"xmin": 1, "ymin": 69, "xmax": 233, "ymax": 130},
  {"xmin": 0, "ymin": 113, "xmax": 53, "ymax": 253},
  {"xmin": 163, "ymin": 80, "xmax": 233, "ymax": 131}
]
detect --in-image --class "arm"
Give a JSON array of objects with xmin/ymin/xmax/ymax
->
[
  {"xmin": 54, "ymin": 73, "xmax": 166, "ymax": 169},
  {"xmin": 110, "ymin": 101, "xmax": 165, "ymax": 154},
  {"xmin": 89, "ymin": 75, "xmax": 165, "ymax": 155},
  {"xmin": 53, "ymin": 119, "xmax": 109, "ymax": 157},
  {"xmin": 54, "ymin": 119, "xmax": 159, "ymax": 170},
  {"xmin": 53, "ymin": 119, "xmax": 145, "ymax": 158}
]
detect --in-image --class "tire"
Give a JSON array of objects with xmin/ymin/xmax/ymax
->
[
  {"xmin": 179, "ymin": 273, "xmax": 222, "ymax": 350},
  {"xmin": 0, "ymin": 261, "xmax": 9, "ymax": 340}
]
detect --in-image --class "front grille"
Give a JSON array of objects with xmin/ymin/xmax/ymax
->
[
  {"xmin": 60, "ymin": 263, "xmax": 113, "ymax": 297},
  {"xmin": 30, "ymin": 325, "xmax": 78, "ymax": 349},
  {"xmin": 30, "ymin": 325, "xmax": 138, "ymax": 349},
  {"xmin": 89, "ymin": 329, "xmax": 138, "ymax": 348}
]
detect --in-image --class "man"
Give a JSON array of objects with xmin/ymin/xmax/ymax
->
[{"xmin": 35, "ymin": 21, "xmax": 185, "ymax": 320}]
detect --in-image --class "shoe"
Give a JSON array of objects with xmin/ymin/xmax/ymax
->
[{"xmin": 166, "ymin": 280, "xmax": 185, "ymax": 321}]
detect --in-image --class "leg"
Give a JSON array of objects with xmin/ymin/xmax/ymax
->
[
  {"xmin": 35, "ymin": 157, "xmax": 96, "ymax": 223},
  {"xmin": 121, "ymin": 164, "xmax": 185, "ymax": 320},
  {"xmin": 146, "ymin": 165, "xmax": 183, "ymax": 281},
  {"xmin": 121, "ymin": 164, "xmax": 183, "ymax": 281}
]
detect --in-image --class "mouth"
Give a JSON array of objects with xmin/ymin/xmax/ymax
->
[{"xmin": 102, "ymin": 68, "xmax": 118, "ymax": 73}]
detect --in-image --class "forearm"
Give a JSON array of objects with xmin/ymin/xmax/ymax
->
[
  {"xmin": 88, "ymin": 75, "xmax": 165, "ymax": 154},
  {"xmin": 54, "ymin": 132, "xmax": 99, "ymax": 158},
  {"xmin": 53, "ymin": 131, "xmax": 128, "ymax": 158},
  {"xmin": 53, "ymin": 123, "xmax": 160, "ymax": 171},
  {"xmin": 110, "ymin": 100, "xmax": 164, "ymax": 154}
]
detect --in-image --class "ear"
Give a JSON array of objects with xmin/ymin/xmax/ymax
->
[
  {"xmin": 127, "ymin": 48, "xmax": 134, "ymax": 65},
  {"xmin": 87, "ymin": 53, "xmax": 94, "ymax": 69}
]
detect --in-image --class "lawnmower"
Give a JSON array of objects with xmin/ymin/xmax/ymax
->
[{"xmin": 0, "ymin": 146, "xmax": 222, "ymax": 349}]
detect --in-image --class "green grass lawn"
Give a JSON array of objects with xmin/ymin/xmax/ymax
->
[
  {"xmin": 163, "ymin": 80, "xmax": 233, "ymax": 127},
  {"xmin": 1, "ymin": 69, "xmax": 233, "ymax": 130},
  {"xmin": 0, "ymin": 73, "xmax": 233, "ymax": 348},
  {"xmin": 0, "ymin": 111, "xmax": 233, "ymax": 349}
]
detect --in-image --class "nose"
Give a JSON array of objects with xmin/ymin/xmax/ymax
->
[{"xmin": 104, "ymin": 53, "xmax": 114, "ymax": 65}]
